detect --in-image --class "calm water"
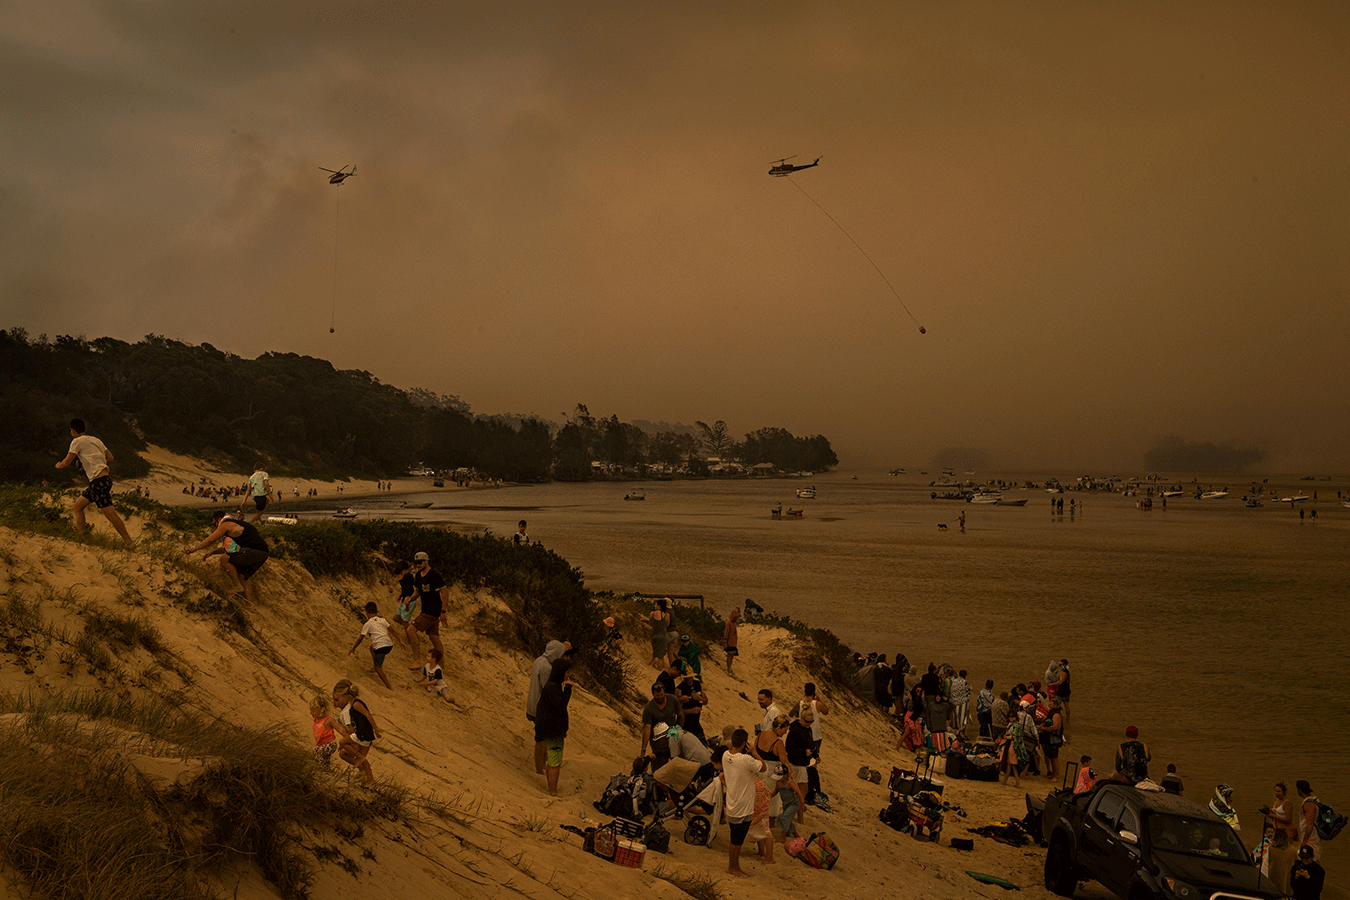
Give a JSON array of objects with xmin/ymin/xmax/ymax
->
[{"xmin": 327, "ymin": 471, "xmax": 1350, "ymax": 888}]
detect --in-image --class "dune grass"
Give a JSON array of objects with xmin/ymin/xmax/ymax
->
[{"xmin": 0, "ymin": 691, "xmax": 402, "ymax": 900}]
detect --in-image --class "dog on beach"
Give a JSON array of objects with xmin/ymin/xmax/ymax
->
[{"xmin": 937, "ymin": 523, "xmax": 948, "ymax": 531}]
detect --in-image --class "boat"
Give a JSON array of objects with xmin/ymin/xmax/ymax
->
[
  {"xmin": 1278, "ymin": 494, "xmax": 1310, "ymax": 504},
  {"xmin": 332, "ymin": 508, "xmax": 358, "ymax": 518},
  {"xmin": 796, "ymin": 486, "xmax": 816, "ymax": 499},
  {"xmin": 997, "ymin": 498, "xmax": 1029, "ymax": 507},
  {"xmin": 1245, "ymin": 498, "xmax": 1262, "ymax": 508},
  {"xmin": 1199, "ymin": 491, "xmax": 1229, "ymax": 500},
  {"xmin": 624, "ymin": 491, "xmax": 646, "ymax": 501},
  {"xmin": 1161, "ymin": 490, "xmax": 1185, "ymax": 498},
  {"xmin": 968, "ymin": 491, "xmax": 1002, "ymax": 504}
]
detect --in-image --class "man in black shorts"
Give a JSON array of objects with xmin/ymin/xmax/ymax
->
[
  {"xmin": 239, "ymin": 463, "xmax": 271, "ymax": 524},
  {"xmin": 55, "ymin": 418, "xmax": 133, "ymax": 544},
  {"xmin": 183, "ymin": 510, "xmax": 270, "ymax": 604},
  {"xmin": 719, "ymin": 729, "xmax": 766, "ymax": 877},
  {"xmin": 406, "ymin": 551, "xmax": 447, "ymax": 662}
]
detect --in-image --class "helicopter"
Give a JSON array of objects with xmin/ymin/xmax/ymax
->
[
  {"xmin": 320, "ymin": 165, "xmax": 356, "ymax": 184},
  {"xmin": 768, "ymin": 155, "xmax": 821, "ymax": 177}
]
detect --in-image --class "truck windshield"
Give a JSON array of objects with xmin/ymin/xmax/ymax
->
[{"xmin": 1146, "ymin": 814, "xmax": 1245, "ymax": 859}]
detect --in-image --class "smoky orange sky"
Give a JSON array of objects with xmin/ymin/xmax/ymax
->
[{"xmin": 3, "ymin": 2, "xmax": 1348, "ymax": 472}]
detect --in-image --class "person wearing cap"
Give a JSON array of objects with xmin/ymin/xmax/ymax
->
[
  {"xmin": 676, "ymin": 662, "xmax": 707, "ymax": 742},
  {"xmin": 1296, "ymin": 781, "xmax": 1322, "ymax": 862},
  {"xmin": 676, "ymin": 633, "xmax": 701, "ymax": 675},
  {"xmin": 512, "ymin": 520, "xmax": 529, "ymax": 546},
  {"xmin": 1290, "ymin": 844, "xmax": 1325, "ymax": 900},
  {"xmin": 723, "ymin": 608, "xmax": 740, "ymax": 675},
  {"xmin": 1115, "ymin": 725, "xmax": 1151, "ymax": 784},
  {"xmin": 405, "ymin": 551, "xmax": 447, "ymax": 662}
]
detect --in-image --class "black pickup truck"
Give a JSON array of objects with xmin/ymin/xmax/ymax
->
[{"xmin": 1041, "ymin": 783, "xmax": 1289, "ymax": 900}]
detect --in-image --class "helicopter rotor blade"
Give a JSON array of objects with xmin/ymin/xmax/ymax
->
[{"xmin": 768, "ymin": 155, "xmax": 797, "ymax": 164}]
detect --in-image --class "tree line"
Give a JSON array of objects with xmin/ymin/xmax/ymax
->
[{"xmin": 0, "ymin": 330, "xmax": 837, "ymax": 484}]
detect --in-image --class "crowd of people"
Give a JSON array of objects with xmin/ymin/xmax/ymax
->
[
  {"xmin": 48, "ymin": 430, "xmax": 1329, "ymax": 894},
  {"xmin": 851, "ymin": 650, "xmax": 1329, "ymax": 897}
]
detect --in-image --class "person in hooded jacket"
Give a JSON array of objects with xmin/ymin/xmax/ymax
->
[
  {"xmin": 526, "ymin": 640, "xmax": 570, "ymax": 774},
  {"xmin": 535, "ymin": 658, "xmax": 574, "ymax": 796}
]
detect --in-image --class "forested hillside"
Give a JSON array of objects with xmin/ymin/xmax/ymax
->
[{"xmin": 0, "ymin": 330, "xmax": 836, "ymax": 483}]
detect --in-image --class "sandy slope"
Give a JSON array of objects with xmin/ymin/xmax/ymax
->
[{"xmin": 0, "ymin": 506, "xmax": 1078, "ymax": 900}]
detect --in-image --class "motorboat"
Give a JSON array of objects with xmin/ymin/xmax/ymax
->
[
  {"xmin": 997, "ymin": 498, "xmax": 1029, "ymax": 507},
  {"xmin": 1199, "ymin": 491, "xmax": 1229, "ymax": 500},
  {"xmin": 1278, "ymin": 494, "xmax": 1310, "ymax": 504},
  {"xmin": 625, "ymin": 491, "xmax": 646, "ymax": 501},
  {"xmin": 796, "ymin": 486, "xmax": 816, "ymax": 499},
  {"xmin": 1161, "ymin": 490, "xmax": 1185, "ymax": 498},
  {"xmin": 332, "ymin": 508, "xmax": 358, "ymax": 518},
  {"xmin": 968, "ymin": 491, "xmax": 1002, "ymax": 504}
]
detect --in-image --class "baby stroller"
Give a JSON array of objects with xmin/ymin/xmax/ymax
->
[{"xmin": 652, "ymin": 757, "xmax": 719, "ymax": 846}]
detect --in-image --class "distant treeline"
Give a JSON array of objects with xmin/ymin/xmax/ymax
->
[
  {"xmin": 0, "ymin": 330, "xmax": 836, "ymax": 483},
  {"xmin": 1143, "ymin": 435, "xmax": 1267, "ymax": 473}
]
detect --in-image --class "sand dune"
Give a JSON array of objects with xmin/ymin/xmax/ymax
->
[{"xmin": 0, "ymin": 489, "xmax": 1062, "ymax": 900}]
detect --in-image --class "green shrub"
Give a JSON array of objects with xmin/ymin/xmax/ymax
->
[{"xmin": 271, "ymin": 520, "xmax": 626, "ymax": 696}]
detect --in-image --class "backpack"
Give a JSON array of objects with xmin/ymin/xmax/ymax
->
[
  {"xmin": 594, "ymin": 775, "xmax": 634, "ymax": 818},
  {"xmin": 1316, "ymin": 802, "xmax": 1345, "ymax": 841}
]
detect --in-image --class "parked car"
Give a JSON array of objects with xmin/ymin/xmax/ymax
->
[{"xmin": 1042, "ymin": 783, "xmax": 1287, "ymax": 900}]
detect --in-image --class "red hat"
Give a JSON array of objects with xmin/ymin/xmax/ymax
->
[{"xmin": 1125, "ymin": 725, "xmax": 1139, "ymax": 738}]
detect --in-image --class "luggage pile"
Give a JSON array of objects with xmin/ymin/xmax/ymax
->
[{"xmin": 880, "ymin": 765, "xmax": 946, "ymax": 841}]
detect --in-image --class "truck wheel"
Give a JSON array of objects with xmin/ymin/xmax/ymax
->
[{"xmin": 1044, "ymin": 838, "xmax": 1077, "ymax": 897}]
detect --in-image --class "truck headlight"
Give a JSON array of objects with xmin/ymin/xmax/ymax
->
[{"xmin": 1163, "ymin": 878, "xmax": 1195, "ymax": 898}]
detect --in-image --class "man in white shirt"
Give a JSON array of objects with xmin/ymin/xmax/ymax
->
[
  {"xmin": 757, "ymin": 689, "xmax": 784, "ymax": 735},
  {"xmin": 240, "ymin": 463, "xmax": 271, "ymax": 524},
  {"xmin": 55, "ymin": 418, "xmax": 132, "ymax": 544},
  {"xmin": 718, "ymin": 729, "xmax": 766, "ymax": 877}
]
